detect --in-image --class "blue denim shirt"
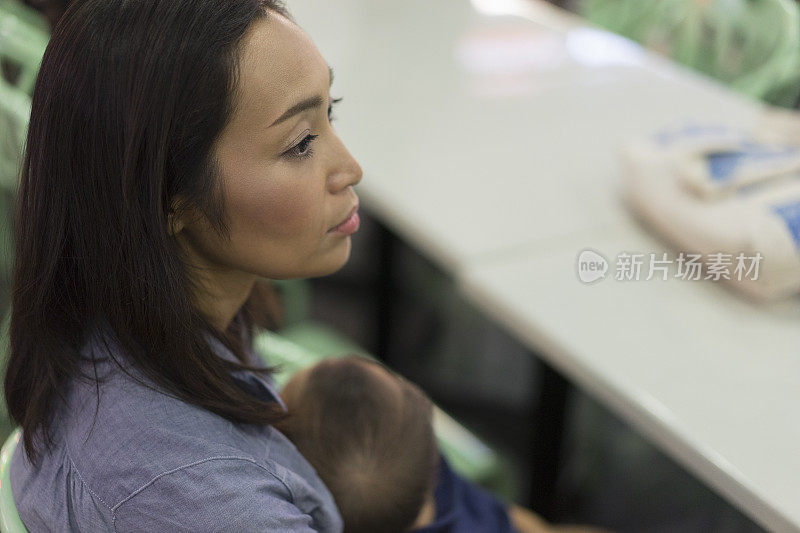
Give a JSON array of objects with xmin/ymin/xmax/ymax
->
[{"xmin": 10, "ymin": 316, "xmax": 343, "ymax": 532}]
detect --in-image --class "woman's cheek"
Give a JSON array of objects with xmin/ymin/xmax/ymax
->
[{"xmin": 234, "ymin": 178, "xmax": 322, "ymax": 241}]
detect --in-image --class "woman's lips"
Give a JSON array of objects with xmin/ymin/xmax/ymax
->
[{"xmin": 328, "ymin": 204, "xmax": 360, "ymax": 235}]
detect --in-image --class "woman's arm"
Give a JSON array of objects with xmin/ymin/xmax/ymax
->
[{"xmin": 112, "ymin": 456, "xmax": 341, "ymax": 532}]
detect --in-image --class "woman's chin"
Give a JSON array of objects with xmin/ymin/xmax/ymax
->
[
  {"xmin": 328, "ymin": 237, "xmax": 353, "ymax": 272},
  {"xmin": 310, "ymin": 237, "xmax": 353, "ymax": 277}
]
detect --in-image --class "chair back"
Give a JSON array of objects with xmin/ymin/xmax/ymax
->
[
  {"xmin": 581, "ymin": 0, "xmax": 800, "ymax": 107},
  {"xmin": 0, "ymin": 5, "xmax": 49, "ymax": 95},
  {"xmin": 0, "ymin": 427, "xmax": 29, "ymax": 533}
]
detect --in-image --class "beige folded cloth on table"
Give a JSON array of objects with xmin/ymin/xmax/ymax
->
[{"xmin": 620, "ymin": 124, "xmax": 800, "ymax": 301}]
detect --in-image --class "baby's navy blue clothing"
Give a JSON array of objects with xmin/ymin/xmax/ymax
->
[{"xmin": 415, "ymin": 455, "xmax": 515, "ymax": 532}]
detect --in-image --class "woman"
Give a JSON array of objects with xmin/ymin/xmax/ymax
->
[{"xmin": 3, "ymin": 0, "xmax": 591, "ymax": 531}]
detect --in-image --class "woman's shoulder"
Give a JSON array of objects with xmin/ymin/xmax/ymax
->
[
  {"xmin": 11, "ymin": 426, "xmax": 342, "ymax": 532},
  {"xmin": 9, "ymin": 324, "xmax": 343, "ymax": 532},
  {"xmin": 110, "ymin": 453, "xmax": 341, "ymax": 532}
]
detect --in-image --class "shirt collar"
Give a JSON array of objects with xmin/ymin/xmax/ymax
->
[
  {"xmin": 203, "ymin": 324, "xmax": 287, "ymax": 413},
  {"xmin": 87, "ymin": 312, "xmax": 286, "ymax": 412}
]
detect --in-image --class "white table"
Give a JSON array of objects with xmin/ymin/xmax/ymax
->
[
  {"xmin": 459, "ymin": 221, "xmax": 800, "ymax": 533},
  {"xmin": 288, "ymin": 0, "xmax": 796, "ymax": 530}
]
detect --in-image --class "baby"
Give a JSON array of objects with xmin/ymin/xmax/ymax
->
[
  {"xmin": 275, "ymin": 355, "xmax": 440, "ymax": 532},
  {"xmin": 275, "ymin": 355, "xmax": 614, "ymax": 533}
]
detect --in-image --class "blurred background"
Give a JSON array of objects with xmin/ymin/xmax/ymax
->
[{"xmin": 2, "ymin": 0, "xmax": 798, "ymax": 531}]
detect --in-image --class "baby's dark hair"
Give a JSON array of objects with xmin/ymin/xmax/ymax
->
[{"xmin": 276, "ymin": 355, "xmax": 439, "ymax": 533}]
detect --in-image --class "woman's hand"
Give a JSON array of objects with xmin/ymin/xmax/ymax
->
[{"xmin": 507, "ymin": 504, "xmax": 552, "ymax": 532}]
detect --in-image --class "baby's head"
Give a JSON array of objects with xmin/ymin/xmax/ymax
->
[{"xmin": 276, "ymin": 355, "xmax": 439, "ymax": 533}]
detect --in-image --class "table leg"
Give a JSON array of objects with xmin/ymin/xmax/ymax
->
[
  {"xmin": 375, "ymin": 222, "xmax": 397, "ymax": 364},
  {"xmin": 529, "ymin": 359, "xmax": 572, "ymax": 521}
]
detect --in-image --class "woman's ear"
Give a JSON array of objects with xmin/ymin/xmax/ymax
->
[
  {"xmin": 167, "ymin": 197, "xmax": 189, "ymax": 236},
  {"xmin": 167, "ymin": 210, "xmax": 185, "ymax": 236}
]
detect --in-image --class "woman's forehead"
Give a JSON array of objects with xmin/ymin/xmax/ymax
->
[{"xmin": 233, "ymin": 14, "xmax": 330, "ymax": 132}]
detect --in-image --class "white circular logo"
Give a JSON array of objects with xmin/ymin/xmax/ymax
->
[{"xmin": 576, "ymin": 249, "xmax": 608, "ymax": 284}]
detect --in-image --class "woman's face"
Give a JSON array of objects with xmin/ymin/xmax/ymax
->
[{"xmin": 174, "ymin": 11, "xmax": 363, "ymax": 282}]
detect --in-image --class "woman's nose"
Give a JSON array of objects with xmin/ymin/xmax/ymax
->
[{"xmin": 328, "ymin": 143, "xmax": 363, "ymax": 193}]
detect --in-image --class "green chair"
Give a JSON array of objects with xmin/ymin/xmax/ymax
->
[
  {"xmin": 0, "ymin": 1, "xmax": 48, "ymax": 188},
  {"xmin": 0, "ymin": 311, "xmax": 13, "ymax": 442},
  {"xmin": 0, "ymin": 427, "xmax": 27, "ymax": 533},
  {"xmin": 0, "ymin": 74, "xmax": 31, "ymax": 192},
  {"xmin": 0, "ymin": 5, "xmax": 46, "ymax": 299},
  {"xmin": 0, "ymin": 74, "xmax": 29, "ymax": 146},
  {"xmin": 0, "ymin": 0, "xmax": 49, "ymax": 33},
  {"xmin": 0, "ymin": 5, "xmax": 44, "ymax": 192},
  {"xmin": 0, "ymin": 4, "xmax": 49, "ymax": 96},
  {"xmin": 579, "ymin": 0, "xmax": 800, "ymax": 107}
]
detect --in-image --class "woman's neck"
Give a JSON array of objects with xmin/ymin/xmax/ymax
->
[{"xmin": 176, "ymin": 235, "xmax": 258, "ymax": 333}]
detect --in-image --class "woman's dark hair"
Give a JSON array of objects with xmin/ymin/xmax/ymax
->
[
  {"xmin": 3, "ymin": 0, "xmax": 294, "ymax": 465},
  {"xmin": 276, "ymin": 356, "xmax": 439, "ymax": 533}
]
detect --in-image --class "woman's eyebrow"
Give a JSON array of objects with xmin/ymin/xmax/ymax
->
[{"xmin": 268, "ymin": 65, "xmax": 335, "ymax": 128}]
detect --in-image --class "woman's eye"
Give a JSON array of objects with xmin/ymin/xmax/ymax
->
[
  {"xmin": 286, "ymin": 133, "xmax": 319, "ymax": 160},
  {"xmin": 284, "ymin": 97, "xmax": 342, "ymax": 161}
]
